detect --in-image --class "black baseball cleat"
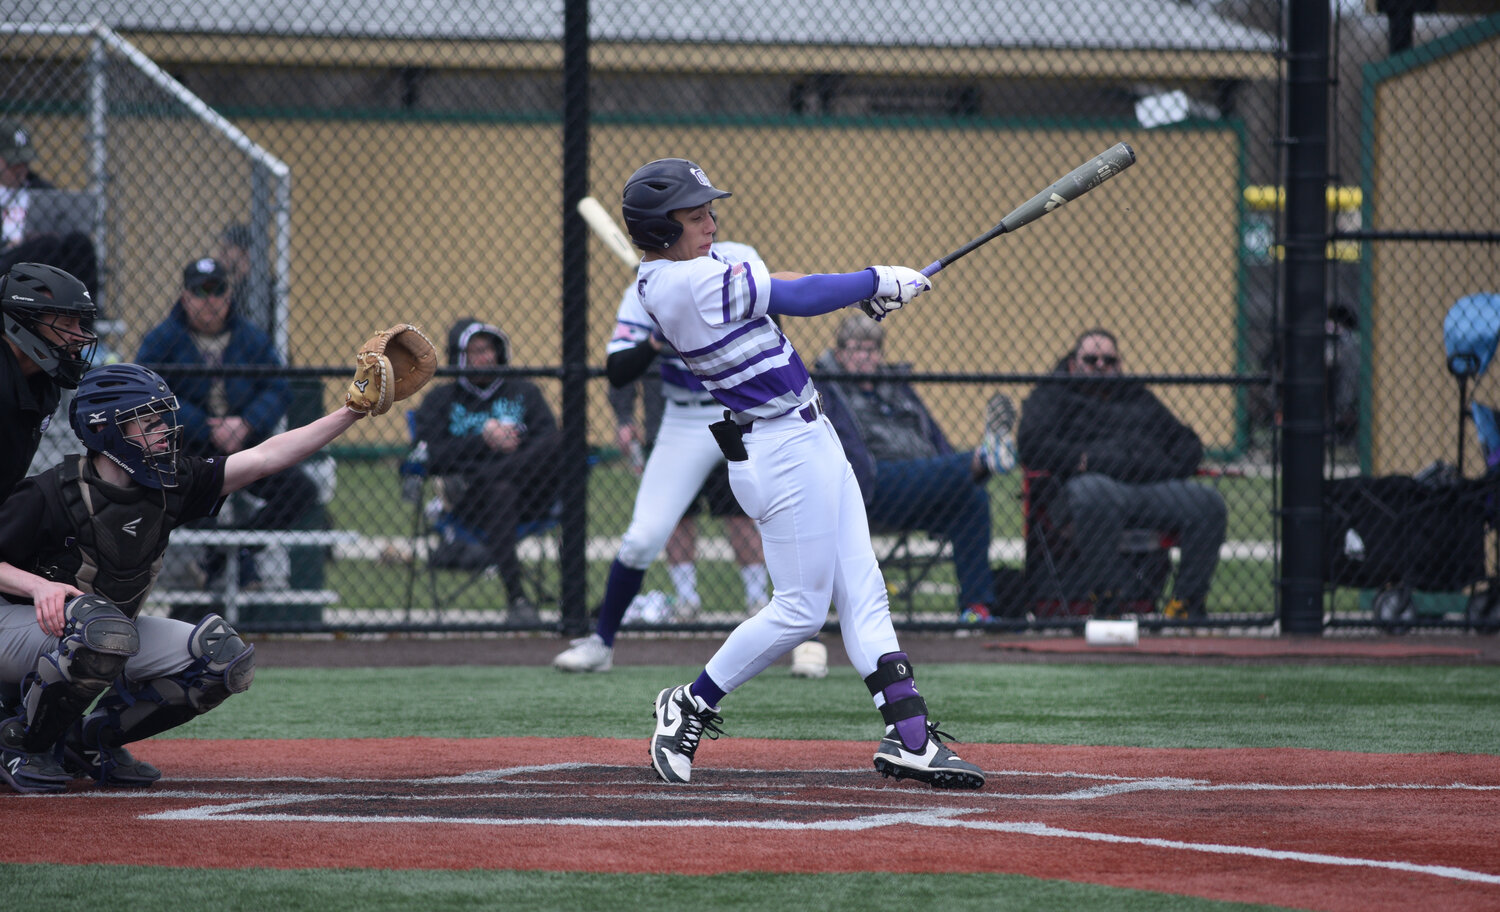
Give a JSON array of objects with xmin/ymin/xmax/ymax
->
[
  {"xmin": 873, "ymin": 721, "xmax": 985, "ymax": 789},
  {"xmin": 61, "ymin": 737, "xmax": 161, "ymax": 788},
  {"xmin": 0, "ymin": 717, "xmax": 70, "ymax": 794},
  {"xmin": 649, "ymin": 684, "xmax": 723, "ymax": 784}
]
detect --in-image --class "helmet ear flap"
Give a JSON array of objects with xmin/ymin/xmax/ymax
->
[{"xmin": 635, "ymin": 214, "xmax": 683, "ymax": 249}]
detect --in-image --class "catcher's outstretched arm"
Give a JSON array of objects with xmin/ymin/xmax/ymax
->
[{"xmin": 221, "ymin": 406, "xmax": 364, "ymax": 495}]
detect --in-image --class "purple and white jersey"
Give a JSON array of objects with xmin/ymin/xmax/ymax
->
[
  {"xmin": 609, "ymin": 241, "xmax": 760, "ymax": 400},
  {"xmin": 637, "ymin": 246, "xmax": 814, "ymax": 422}
]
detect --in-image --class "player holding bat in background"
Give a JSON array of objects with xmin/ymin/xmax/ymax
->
[
  {"xmin": 553, "ymin": 238, "xmax": 773, "ymax": 674},
  {"xmin": 0, "ymin": 327, "xmax": 433, "ymax": 793},
  {"xmin": 624, "ymin": 157, "xmax": 984, "ymax": 789}
]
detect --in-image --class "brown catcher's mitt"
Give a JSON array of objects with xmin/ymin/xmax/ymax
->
[{"xmin": 345, "ymin": 323, "xmax": 437, "ymax": 417}]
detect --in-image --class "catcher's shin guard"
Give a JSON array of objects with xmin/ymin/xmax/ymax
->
[
  {"xmin": 17, "ymin": 595, "xmax": 138, "ymax": 752},
  {"xmin": 81, "ymin": 614, "xmax": 254, "ymax": 747}
]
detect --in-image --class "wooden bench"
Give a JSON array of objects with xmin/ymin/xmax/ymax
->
[{"xmin": 147, "ymin": 528, "xmax": 359, "ymax": 623}]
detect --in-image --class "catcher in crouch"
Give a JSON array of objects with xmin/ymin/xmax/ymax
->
[{"xmin": 0, "ymin": 325, "xmax": 435, "ymax": 792}]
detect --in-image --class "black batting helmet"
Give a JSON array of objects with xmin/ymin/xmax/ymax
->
[
  {"xmin": 1, "ymin": 261, "xmax": 98, "ymax": 389},
  {"xmin": 621, "ymin": 158, "xmax": 731, "ymax": 250}
]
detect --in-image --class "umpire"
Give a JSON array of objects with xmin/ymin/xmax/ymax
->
[{"xmin": 0, "ymin": 261, "xmax": 96, "ymax": 500}]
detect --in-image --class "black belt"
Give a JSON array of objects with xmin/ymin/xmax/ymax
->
[
  {"xmin": 669, "ymin": 397, "xmax": 719, "ymax": 407},
  {"xmin": 741, "ymin": 394, "xmax": 823, "ymax": 434}
]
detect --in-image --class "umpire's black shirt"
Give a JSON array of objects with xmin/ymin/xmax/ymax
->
[{"xmin": 0, "ymin": 340, "xmax": 63, "ymax": 502}]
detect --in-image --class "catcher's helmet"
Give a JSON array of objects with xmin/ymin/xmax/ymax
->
[
  {"xmin": 1, "ymin": 262, "xmax": 98, "ymax": 389},
  {"xmin": 70, "ymin": 363, "xmax": 183, "ymax": 489},
  {"xmin": 621, "ymin": 158, "xmax": 731, "ymax": 250}
]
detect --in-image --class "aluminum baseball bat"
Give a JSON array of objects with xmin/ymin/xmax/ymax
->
[{"xmin": 921, "ymin": 142, "xmax": 1137, "ymax": 277}]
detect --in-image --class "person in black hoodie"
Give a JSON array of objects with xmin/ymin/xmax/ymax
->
[
  {"xmin": 1016, "ymin": 328, "xmax": 1226, "ymax": 618},
  {"xmin": 412, "ymin": 319, "xmax": 562, "ymax": 624}
]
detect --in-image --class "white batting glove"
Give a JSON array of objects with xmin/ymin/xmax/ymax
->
[
  {"xmin": 868, "ymin": 265, "xmax": 933, "ymax": 305},
  {"xmin": 859, "ymin": 297, "xmax": 899, "ymax": 321}
]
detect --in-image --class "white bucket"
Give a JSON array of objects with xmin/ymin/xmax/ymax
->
[{"xmin": 1084, "ymin": 618, "xmax": 1140, "ymax": 647}]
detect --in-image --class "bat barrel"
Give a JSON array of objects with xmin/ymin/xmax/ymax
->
[{"xmin": 920, "ymin": 141, "xmax": 1136, "ymax": 278}]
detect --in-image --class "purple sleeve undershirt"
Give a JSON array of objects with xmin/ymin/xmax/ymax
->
[{"xmin": 767, "ymin": 270, "xmax": 878, "ymax": 317}]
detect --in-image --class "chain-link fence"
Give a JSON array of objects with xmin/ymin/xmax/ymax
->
[{"xmin": 2, "ymin": 3, "xmax": 1495, "ymax": 635}]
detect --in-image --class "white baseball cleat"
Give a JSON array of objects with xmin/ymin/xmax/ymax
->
[
  {"xmin": 789, "ymin": 641, "xmax": 829, "ymax": 679},
  {"xmin": 873, "ymin": 722, "xmax": 985, "ymax": 789},
  {"xmin": 553, "ymin": 633, "xmax": 613, "ymax": 673},
  {"xmin": 649, "ymin": 684, "xmax": 723, "ymax": 784}
]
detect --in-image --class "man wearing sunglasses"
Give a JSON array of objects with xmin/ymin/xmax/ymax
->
[
  {"xmin": 1016, "ymin": 328, "xmax": 1226, "ymax": 619},
  {"xmin": 136, "ymin": 257, "xmax": 319, "ymax": 610}
]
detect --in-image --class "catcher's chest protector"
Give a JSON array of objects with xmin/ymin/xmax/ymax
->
[{"xmin": 35, "ymin": 456, "xmax": 179, "ymax": 618}]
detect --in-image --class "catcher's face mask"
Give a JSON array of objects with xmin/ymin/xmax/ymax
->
[{"xmin": 71, "ymin": 364, "xmax": 183, "ymax": 489}]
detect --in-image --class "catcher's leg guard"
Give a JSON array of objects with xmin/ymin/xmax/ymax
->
[
  {"xmin": 81, "ymin": 614, "xmax": 254, "ymax": 750},
  {"xmin": 16, "ymin": 595, "xmax": 138, "ymax": 753}
]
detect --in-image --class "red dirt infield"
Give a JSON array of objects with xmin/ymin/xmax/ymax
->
[{"xmin": 5, "ymin": 736, "xmax": 1499, "ymax": 911}]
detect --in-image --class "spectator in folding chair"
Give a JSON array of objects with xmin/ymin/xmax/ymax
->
[
  {"xmin": 1016, "ymin": 328, "xmax": 1226, "ymax": 619},
  {"xmin": 411, "ymin": 319, "xmax": 562, "ymax": 625},
  {"xmin": 815, "ymin": 313, "xmax": 1017, "ymax": 624}
]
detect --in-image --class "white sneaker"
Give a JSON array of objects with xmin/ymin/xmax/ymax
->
[
  {"xmin": 624, "ymin": 590, "xmax": 671, "ymax": 623},
  {"xmin": 977, "ymin": 393, "xmax": 1018, "ymax": 476},
  {"xmin": 649, "ymin": 684, "xmax": 723, "ymax": 784},
  {"xmin": 552, "ymin": 633, "xmax": 613, "ymax": 673},
  {"xmin": 789, "ymin": 641, "xmax": 828, "ymax": 679},
  {"xmin": 873, "ymin": 722, "xmax": 985, "ymax": 789}
]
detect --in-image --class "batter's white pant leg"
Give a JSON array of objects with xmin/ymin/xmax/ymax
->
[
  {"xmin": 826, "ymin": 458, "xmax": 902, "ymax": 681},
  {"xmin": 704, "ymin": 420, "xmax": 846, "ymax": 693},
  {"xmin": 616, "ymin": 408, "xmax": 726, "ymax": 569}
]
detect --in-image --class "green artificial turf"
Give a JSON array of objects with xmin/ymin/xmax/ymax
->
[
  {"xmin": 0, "ymin": 866, "xmax": 1291, "ymax": 912},
  {"xmin": 182, "ymin": 662, "xmax": 1500, "ymax": 754}
]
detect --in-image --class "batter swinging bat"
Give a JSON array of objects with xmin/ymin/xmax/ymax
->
[
  {"xmin": 577, "ymin": 195, "xmax": 640, "ymax": 269},
  {"xmin": 920, "ymin": 142, "xmax": 1137, "ymax": 278}
]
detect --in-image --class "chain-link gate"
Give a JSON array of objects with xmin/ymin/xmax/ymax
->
[{"xmin": 2, "ymin": 3, "xmax": 1495, "ymax": 635}]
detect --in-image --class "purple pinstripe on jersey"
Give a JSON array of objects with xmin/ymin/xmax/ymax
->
[{"xmin": 720, "ymin": 261, "xmax": 758, "ymax": 324}]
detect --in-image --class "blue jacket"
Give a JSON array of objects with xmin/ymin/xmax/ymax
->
[
  {"xmin": 135, "ymin": 299, "xmax": 290, "ymax": 454},
  {"xmin": 814, "ymin": 349, "xmax": 953, "ymax": 505}
]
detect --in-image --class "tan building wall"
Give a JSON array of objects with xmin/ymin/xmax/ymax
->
[
  {"xmin": 20, "ymin": 115, "xmax": 1244, "ymax": 453},
  {"xmin": 1368, "ymin": 30, "xmax": 1500, "ymax": 475}
]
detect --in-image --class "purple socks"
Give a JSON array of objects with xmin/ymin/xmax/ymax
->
[{"xmin": 594, "ymin": 559, "xmax": 646, "ymax": 647}]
